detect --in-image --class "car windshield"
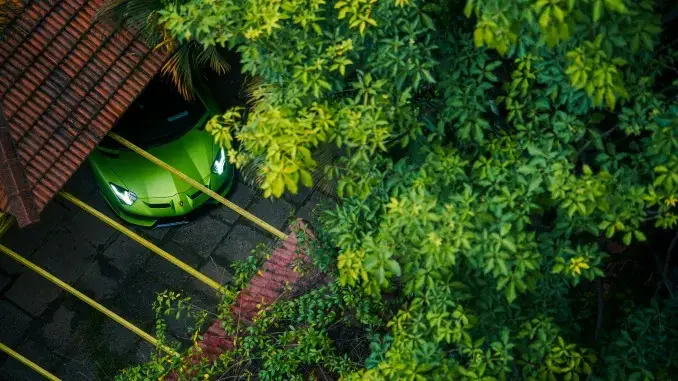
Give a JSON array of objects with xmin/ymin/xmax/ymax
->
[{"xmin": 99, "ymin": 78, "xmax": 206, "ymax": 150}]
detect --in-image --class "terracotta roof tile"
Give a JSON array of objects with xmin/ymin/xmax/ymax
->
[{"xmin": 0, "ymin": 0, "xmax": 168, "ymax": 226}]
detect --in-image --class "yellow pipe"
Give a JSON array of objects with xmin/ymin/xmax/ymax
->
[
  {"xmin": 0, "ymin": 212, "xmax": 14, "ymax": 238},
  {"xmin": 107, "ymin": 132, "xmax": 289, "ymax": 240},
  {"xmin": 58, "ymin": 191, "xmax": 223, "ymax": 293},
  {"xmin": 0, "ymin": 341, "xmax": 61, "ymax": 381},
  {"xmin": 0, "ymin": 244, "xmax": 179, "ymax": 358}
]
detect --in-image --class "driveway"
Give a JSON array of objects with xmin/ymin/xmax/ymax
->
[{"xmin": 0, "ymin": 163, "xmax": 328, "ymax": 380}]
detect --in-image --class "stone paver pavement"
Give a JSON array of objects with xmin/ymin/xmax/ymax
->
[{"xmin": 0, "ymin": 165, "xmax": 328, "ymax": 380}]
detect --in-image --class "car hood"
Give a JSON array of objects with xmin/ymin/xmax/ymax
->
[{"xmin": 102, "ymin": 127, "xmax": 215, "ymax": 199}]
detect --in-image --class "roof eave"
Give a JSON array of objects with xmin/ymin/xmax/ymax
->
[{"xmin": 0, "ymin": 104, "xmax": 39, "ymax": 227}]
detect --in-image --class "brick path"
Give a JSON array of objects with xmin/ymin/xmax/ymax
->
[
  {"xmin": 166, "ymin": 221, "xmax": 330, "ymax": 380},
  {"xmin": 0, "ymin": 164, "xmax": 329, "ymax": 380}
]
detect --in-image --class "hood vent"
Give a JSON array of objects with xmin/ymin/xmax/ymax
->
[{"xmin": 145, "ymin": 202, "xmax": 171, "ymax": 209}]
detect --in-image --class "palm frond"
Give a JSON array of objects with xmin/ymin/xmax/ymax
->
[
  {"xmin": 96, "ymin": 0, "xmax": 167, "ymax": 45},
  {"xmin": 244, "ymin": 75, "xmax": 266, "ymax": 107},
  {"xmin": 196, "ymin": 45, "xmax": 230, "ymax": 75},
  {"xmin": 98, "ymin": 0, "xmax": 232, "ymax": 101},
  {"xmin": 239, "ymin": 155, "xmax": 265, "ymax": 190},
  {"xmin": 243, "ymin": 75, "xmax": 261, "ymax": 93},
  {"xmin": 310, "ymin": 143, "xmax": 340, "ymax": 199},
  {"xmin": 161, "ymin": 42, "xmax": 195, "ymax": 100}
]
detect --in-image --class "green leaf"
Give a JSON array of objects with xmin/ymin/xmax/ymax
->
[
  {"xmin": 506, "ymin": 281, "xmax": 517, "ymax": 302},
  {"xmin": 539, "ymin": 8, "xmax": 551, "ymax": 28},
  {"xmin": 588, "ymin": 129, "xmax": 605, "ymax": 151},
  {"xmin": 535, "ymin": 97, "xmax": 550, "ymax": 110},
  {"xmin": 582, "ymin": 164, "xmax": 593, "ymax": 176},
  {"xmin": 502, "ymin": 239, "xmax": 517, "ymax": 253},
  {"xmin": 593, "ymin": 0, "xmax": 602, "ymax": 22},
  {"xmin": 271, "ymin": 175, "xmax": 285, "ymax": 197},
  {"xmin": 463, "ymin": 0, "xmax": 474, "ymax": 18},
  {"xmin": 552, "ymin": 264, "xmax": 565, "ymax": 274},
  {"xmin": 630, "ymin": 35, "xmax": 640, "ymax": 53},
  {"xmin": 633, "ymin": 230, "xmax": 647, "ymax": 242},
  {"xmin": 500, "ymin": 223, "xmax": 512, "ymax": 236},
  {"xmin": 496, "ymin": 276, "xmax": 510, "ymax": 291},
  {"xmin": 300, "ymin": 169, "xmax": 313, "ymax": 187},
  {"xmin": 486, "ymin": 61, "xmax": 502, "ymax": 71},
  {"xmin": 284, "ymin": 174, "xmax": 298, "ymax": 194},
  {"xmin": 606, "ymin": 226, "xmax": 616, "ymax": 238},
  {"xmin": 518, "ymin": 165, "xmax": 536, "ymax": 175},
  {"xmin": 654, "ymin": 174, "xmax": 667, "ymax": 187},
  {"xmin": 526, "ymin": 144, "xmax": 546, "ymax": 157},
  {"xmin": 474, "ymin": 28, "xmax": 484, "ymax": 47},
  {"xmin": 422, "ymin": 69, "xmax": 436, "ymax": 84},
  {"xmin": 387, "ymin": 260, "xmax": 401, "ymax": 277},
  {"xmin": 623, "ymin": 232, "xmax": 632, "ymax": 246}
]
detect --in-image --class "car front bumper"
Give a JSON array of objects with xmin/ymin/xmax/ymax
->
[{"xmin": 101, "ymin": 166, "xmax": 235, "ymax": 228}]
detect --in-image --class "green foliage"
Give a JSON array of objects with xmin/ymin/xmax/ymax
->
[
  {"xmin": 565, "ymin": 35, "xmax": 629, "ymax": 110},
  {"xmin": 230, "ymin": 241, "xmax": 269, "ymax": 288},
  {"xmin": 119, "ymin": 0, "xmax": 678, "ymax": 379},
  {"xmin": 158, "ymin": 0, "xmax": 431, "ymax": 197},
  {"xmin": 117, "ymin": 232, "xmax": 383, "ymax": 380},
  {"xmin": 602, "ymin": 299, "xmax": 678, "ymax": 379},
  {"xmin": 116, "ymin": 291, "xmax": 209, "ymax": 380}
]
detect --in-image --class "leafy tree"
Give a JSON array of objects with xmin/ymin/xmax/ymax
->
[{"xmin": 121, "ymin": 0, "xmax": 678, "ymax": 379}]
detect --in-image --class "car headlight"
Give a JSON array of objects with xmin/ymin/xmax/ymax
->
[
  {"xmin": 110, "ymin": 183, "xmax": 137, "ymax": 206},
  {"xmin": 211, "ymin": 148, "xmax": 227, "ymax": 175}
]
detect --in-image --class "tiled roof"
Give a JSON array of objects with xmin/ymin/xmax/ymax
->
[{"xmin": 0, "ymin": 0, "xmax": 168, "ymax": 227}]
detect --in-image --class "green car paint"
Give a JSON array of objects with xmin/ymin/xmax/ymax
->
[{"xmin": 88, "ymin": 85, "xmax": 234, "ymax": 228}]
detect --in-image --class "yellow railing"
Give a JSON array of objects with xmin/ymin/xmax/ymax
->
[
  {"xmin": 0, "ymin": 212, "xmax": 14, "ymax": 238},
  {"xmin": 108, "ymin": 132, "xmax": 289, "ymax": 240},
  {"xmin": 0, "ymin": 244, "xmax": 179, "ymax": 358},
  {"xmin": 58, "ymin": 191, "xmax": 223, "ymax": 293},
  {"xmin": 0, "ymin": 341, "xmax": 61, "ymax": 381}
]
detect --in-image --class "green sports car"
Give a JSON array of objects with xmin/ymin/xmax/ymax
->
[{"xmin": 89, "ymin": 79, "xmax": 234, "ymax": 228}]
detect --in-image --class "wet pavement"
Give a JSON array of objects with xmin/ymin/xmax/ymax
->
[{"xmin": 0, "ymin": 163, "xmax": 328, "ymax": 380}]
